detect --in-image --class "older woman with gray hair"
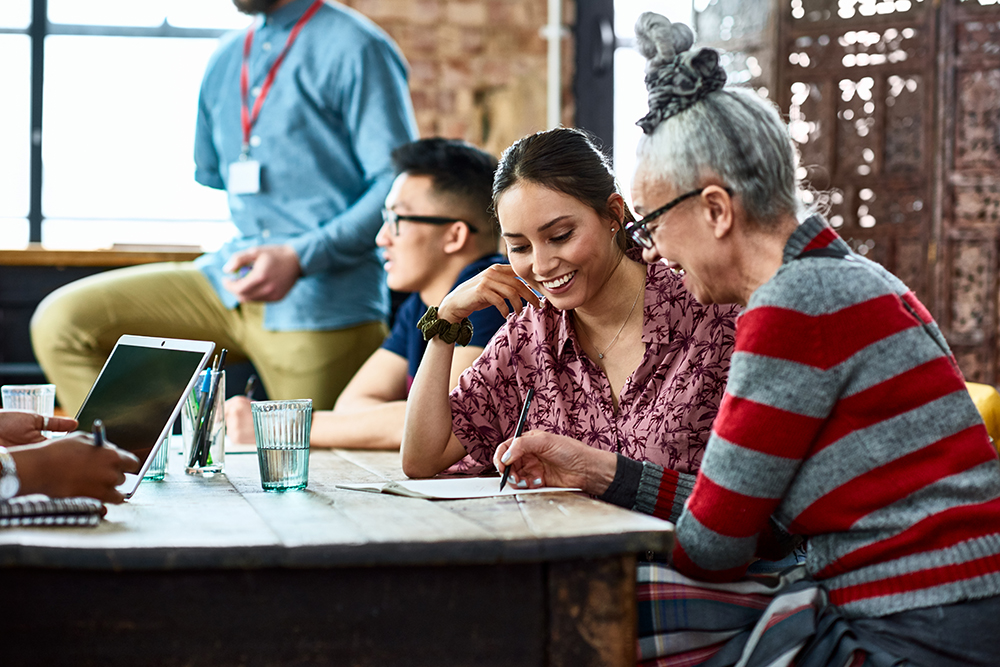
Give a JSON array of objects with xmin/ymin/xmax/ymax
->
[{"xmin": 496, "ymin": 11, "xmax": 1000, "ymax": 666}]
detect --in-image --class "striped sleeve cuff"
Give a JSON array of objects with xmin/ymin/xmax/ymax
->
[{"xmin": 634, "ymin": 462, "xmax": 696, "ymax": 523}]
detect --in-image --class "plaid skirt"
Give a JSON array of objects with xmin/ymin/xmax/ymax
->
[{"xmin": 636, "ymin": 564, "xmax": 905, "ymax": 667}]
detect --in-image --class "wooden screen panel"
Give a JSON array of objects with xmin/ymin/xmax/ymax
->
[
  {"xmin": 940, "ymin": 1, "xmax": 1000, "ymax": 383},
  {"xmin": 778, "ymin": 0, "xmax": 937, "ymax": 310},
  {"xmin": 695, "ymin": 0, "xmax": 777, "ymax": 95}
]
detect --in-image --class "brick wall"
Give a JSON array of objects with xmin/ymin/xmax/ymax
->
[{"xmin": 344, "ymin": 0, "xmax": 575, "ymax": 155}]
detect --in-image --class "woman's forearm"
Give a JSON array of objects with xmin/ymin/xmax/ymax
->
[{"xmin": 400, "ymin": 337, "xmax": 466, "ymax": 477}]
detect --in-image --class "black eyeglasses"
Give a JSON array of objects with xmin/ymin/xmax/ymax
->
[
  {"xmin": 625, "ymin": 186, "xmax": 732, "ymax": 249},
  {"xmin": 381, "ymin": 208, "xmax": 478, "ymax": 236}
]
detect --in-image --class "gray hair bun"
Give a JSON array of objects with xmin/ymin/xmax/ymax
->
[{"xmin": 635, "ymin": 12, "xmax": 726, "ymax": 135}]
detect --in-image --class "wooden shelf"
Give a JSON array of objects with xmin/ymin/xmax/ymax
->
[{"xmin": 0, "ymin": 245, "xmax": 203, "ymax": 267}]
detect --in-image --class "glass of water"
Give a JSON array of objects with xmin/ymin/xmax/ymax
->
[
  {"xmin": 143, "ymin": 441, "xmax": 169, "ymax": 481},
  {"xmin": 2, "ymin": 384, "xmax": 56, "ymax": 436},
  {"xmin": 251, "ymin": 399, "xmax": 312, "ymax": 492}
]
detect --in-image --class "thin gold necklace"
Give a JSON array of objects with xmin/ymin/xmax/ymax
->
[{"xmin": 577, "ymin": 276, "xmax": 644, "ymax": 360}]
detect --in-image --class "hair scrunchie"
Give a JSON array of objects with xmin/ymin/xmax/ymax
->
[
  {"xmin": 417, "ymin": 306, "xmax": 474, "ymax": 346},
  {"xmin": 634, "ymin": 12, "xmax": 728, "ymax": 135}
]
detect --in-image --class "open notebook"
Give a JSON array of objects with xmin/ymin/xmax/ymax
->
[{"xmin": 337, "ymin": 477, "xmax": 580, "ymax": 500}]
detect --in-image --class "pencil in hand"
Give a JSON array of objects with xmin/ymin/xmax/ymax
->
[{"xmin": 499, "ymin": 388, "xmax": 535, "ymax": 492}]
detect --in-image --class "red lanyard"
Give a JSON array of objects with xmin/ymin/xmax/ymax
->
[{"xmin": 240, "ymin": 0, "xmax": 324, "ymax": 154}]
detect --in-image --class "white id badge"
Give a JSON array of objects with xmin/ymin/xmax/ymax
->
[{"xmin": 228, "ymin": 159, "xmax": 261, "ymax": 195}]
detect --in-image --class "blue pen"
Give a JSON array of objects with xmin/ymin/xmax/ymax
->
[{"xmin": 92, "ymin": 419, "xmax": 105, "ymax": 447}]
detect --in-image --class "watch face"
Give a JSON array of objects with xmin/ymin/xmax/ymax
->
[{"xmin": 0, "ymin": 471, "xmax": 18, "ymax": 500}]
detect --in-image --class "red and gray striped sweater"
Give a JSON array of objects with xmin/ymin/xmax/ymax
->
[{"xmin": 631, "ymin": 215, "xmax": 1000, "ymax": 619}]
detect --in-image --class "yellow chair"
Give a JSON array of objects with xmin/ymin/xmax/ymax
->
[{"xmin": 966, "ymin": 382, "xmax": 1000, "ymax": 456}]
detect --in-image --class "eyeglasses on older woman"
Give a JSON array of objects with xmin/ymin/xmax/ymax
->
[{"xmin": 626, "ymin": 186, "xmax": 732, "ymax": 249}]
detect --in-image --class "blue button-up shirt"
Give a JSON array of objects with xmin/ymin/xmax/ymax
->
[{"xmin": 194, "ymin": 0, "xmax": 418, "ymax": 330}]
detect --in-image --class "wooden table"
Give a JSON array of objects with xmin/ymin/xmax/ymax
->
[{"xmin": 0, "ymin": 449, "xmax": 673, "ymax": 666}]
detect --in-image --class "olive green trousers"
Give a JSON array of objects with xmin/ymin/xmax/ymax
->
[{"xmin": 31, "ymin": 262, "xmax": 385, "ymax": 415}]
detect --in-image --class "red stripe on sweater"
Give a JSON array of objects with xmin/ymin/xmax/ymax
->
[
  {"xmin": 816, "ymin": 492, "xmax": 1000, "ymax": 580},
  {"xmin": 686, "ymin": 474, "xmax": 780, "ymax": 538},
  {"xmin": 801, "ymin": 226, "xmax": 838, "ymax": 254},
  {"xmin": 714, "ymin": 393, "xmax": 823, "ymax": 458},
  {"xmin": 810, "ymin": 358, "xmax": 969, "ymax": 454},
  {"xmin": 671, "ymin": 541, "xmax": 751, "ymax": 583},
  {"xmin": 829, "ymin": 550, "xmax": 1000, "ymax": 607},
  {"xmin": 735, "ymin": 295, "xmax": 919, "ymax": 370},
  {"xmin": 653, "ymin": 468, "xmax": 680, "ymax": 518},
  {"xmin": 795, "ymin": 425, "xmax": 994, "ymax": 538}
]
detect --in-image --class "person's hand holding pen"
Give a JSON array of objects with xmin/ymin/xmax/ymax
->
[
  {"xmin": 7, "ymin": 424, "xmax": 139, "ymax": 503},
  {"xmin": 494, "ymin": 430, "xmax": 619, "ymax": 496}
]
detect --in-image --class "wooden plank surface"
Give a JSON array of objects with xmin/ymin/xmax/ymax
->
[{"xmin": 0, "ymin": 449, "xmax": 674, "ymax": 570}]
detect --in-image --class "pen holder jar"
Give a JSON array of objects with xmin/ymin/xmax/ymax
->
[{"xmin": 181, "ymin": 369, "xmax": 225, "ymax": 475}]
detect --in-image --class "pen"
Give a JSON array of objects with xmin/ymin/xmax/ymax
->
[
  {"xmin": 244, "ymin": 373, "xmax": 257, "ymax": 399},
  {"xmin": 197, "ymin": 348, "xmax": 228, "ymax": 467},
  {"xmin": 92, "ymin": 419, "xmax": 105, "ymax": 448},
  {"xmin": 499, "ymin": 387, "xmax": 534, "ymax": 492},
  {"xmin": 188, "ymin": 355, "xmax": 217, "ymax": 467}
]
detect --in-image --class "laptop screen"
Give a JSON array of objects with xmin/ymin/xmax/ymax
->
[{"xmin": 76, "ymin": 344, "xmax": 208, "ymax": 464}]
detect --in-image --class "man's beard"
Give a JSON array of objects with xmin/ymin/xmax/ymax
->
[{"xmin": 232, "ymin": 0, "xmax": 283, "ymax": 15}]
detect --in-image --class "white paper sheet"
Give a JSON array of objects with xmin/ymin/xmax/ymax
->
[{"xmin": 337, "ymin": 477, "xmax": 580, "ymax": 500}]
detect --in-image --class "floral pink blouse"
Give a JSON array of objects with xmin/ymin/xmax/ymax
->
[{"xmin": 449, "ymin": 260, "xmax": 740, "ymax": 472}]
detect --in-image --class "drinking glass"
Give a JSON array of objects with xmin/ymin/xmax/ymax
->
[{"xmin": 251, "ymin": 399, "xmax": 311, "ymax": 491}]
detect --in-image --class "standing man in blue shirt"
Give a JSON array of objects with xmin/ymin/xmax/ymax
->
[{"xmin": 31, "ymin": 0, "xmax": 419, "ymax": 414}]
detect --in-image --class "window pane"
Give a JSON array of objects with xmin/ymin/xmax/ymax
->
[
  {"xmin": 0, "ymin": 1, "xmax": 30, "ymax": 28},
  {"xmin": 614, "ymin": 47, "xmax": 648, "ymax": 200},
  {"xmin": 48, "ymin": 0, "xmax": 168, "ymax": 27},
  {"xmin": 0, "ymin": 35, "xmax": 30, "ymax": 220},
  {"xmin": 42, "ymin": 219, "xmax": 235, "ymax": 251},
  {"xmin": 0, "ymin": 219, "xmax": 30, "ymax": 249},
  {"xmin": 613, "ymin": 0, "xmax": 693, "ymax": 199},
  {"xmin": 168, "ymin": 1, "xmax": 251, "ymax": 30},
  {"xmin": 42, "ymin": 36, "xmax": 230, "ymax": 247},
  {"xmin": 48, "ymin": 0, "xmax": 247, "ymax": 29},
  {"xmin": 615, "ymin": 0, "xmax": 692, "ymax": 38}
]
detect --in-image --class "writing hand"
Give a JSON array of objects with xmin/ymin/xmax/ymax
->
[
  {"xmin": 222, "ymin": 245, "xmax": 303, "ymax": 303},
  {"xmin": 11, "ymin": 434, "xmax": 140, "ymax": 504},
  {"xmin": 493, "ymin": 430, "xmax": 617, "ymax": 496}
]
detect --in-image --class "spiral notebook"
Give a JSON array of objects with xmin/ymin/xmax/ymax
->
[{"xmin": 0, "ymin": 495, "xmax": 105, "ymax": 527}]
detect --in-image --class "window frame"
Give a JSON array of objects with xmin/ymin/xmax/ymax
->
[{"xmin": 5, "ymin": 0, "xmax": 230, "ymax": 243}]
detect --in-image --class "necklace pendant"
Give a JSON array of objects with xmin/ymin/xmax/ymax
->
[{"xmin": 598, "ymin": 353, "xmax": 604, "ymax": 359}]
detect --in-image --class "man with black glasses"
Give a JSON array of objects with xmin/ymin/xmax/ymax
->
[{"xmin": 226, "ymin": 138, "xmax": 507, "ymax": 450}]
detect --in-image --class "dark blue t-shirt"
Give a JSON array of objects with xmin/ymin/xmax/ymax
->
[{"xmin": 382, "ymin": 254, "xmax": 508, "ymax": 391}]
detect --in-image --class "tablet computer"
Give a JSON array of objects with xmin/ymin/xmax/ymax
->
[{"xmin": 74, "ymin": 335, "xmax": 215, "ymax": 498}]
